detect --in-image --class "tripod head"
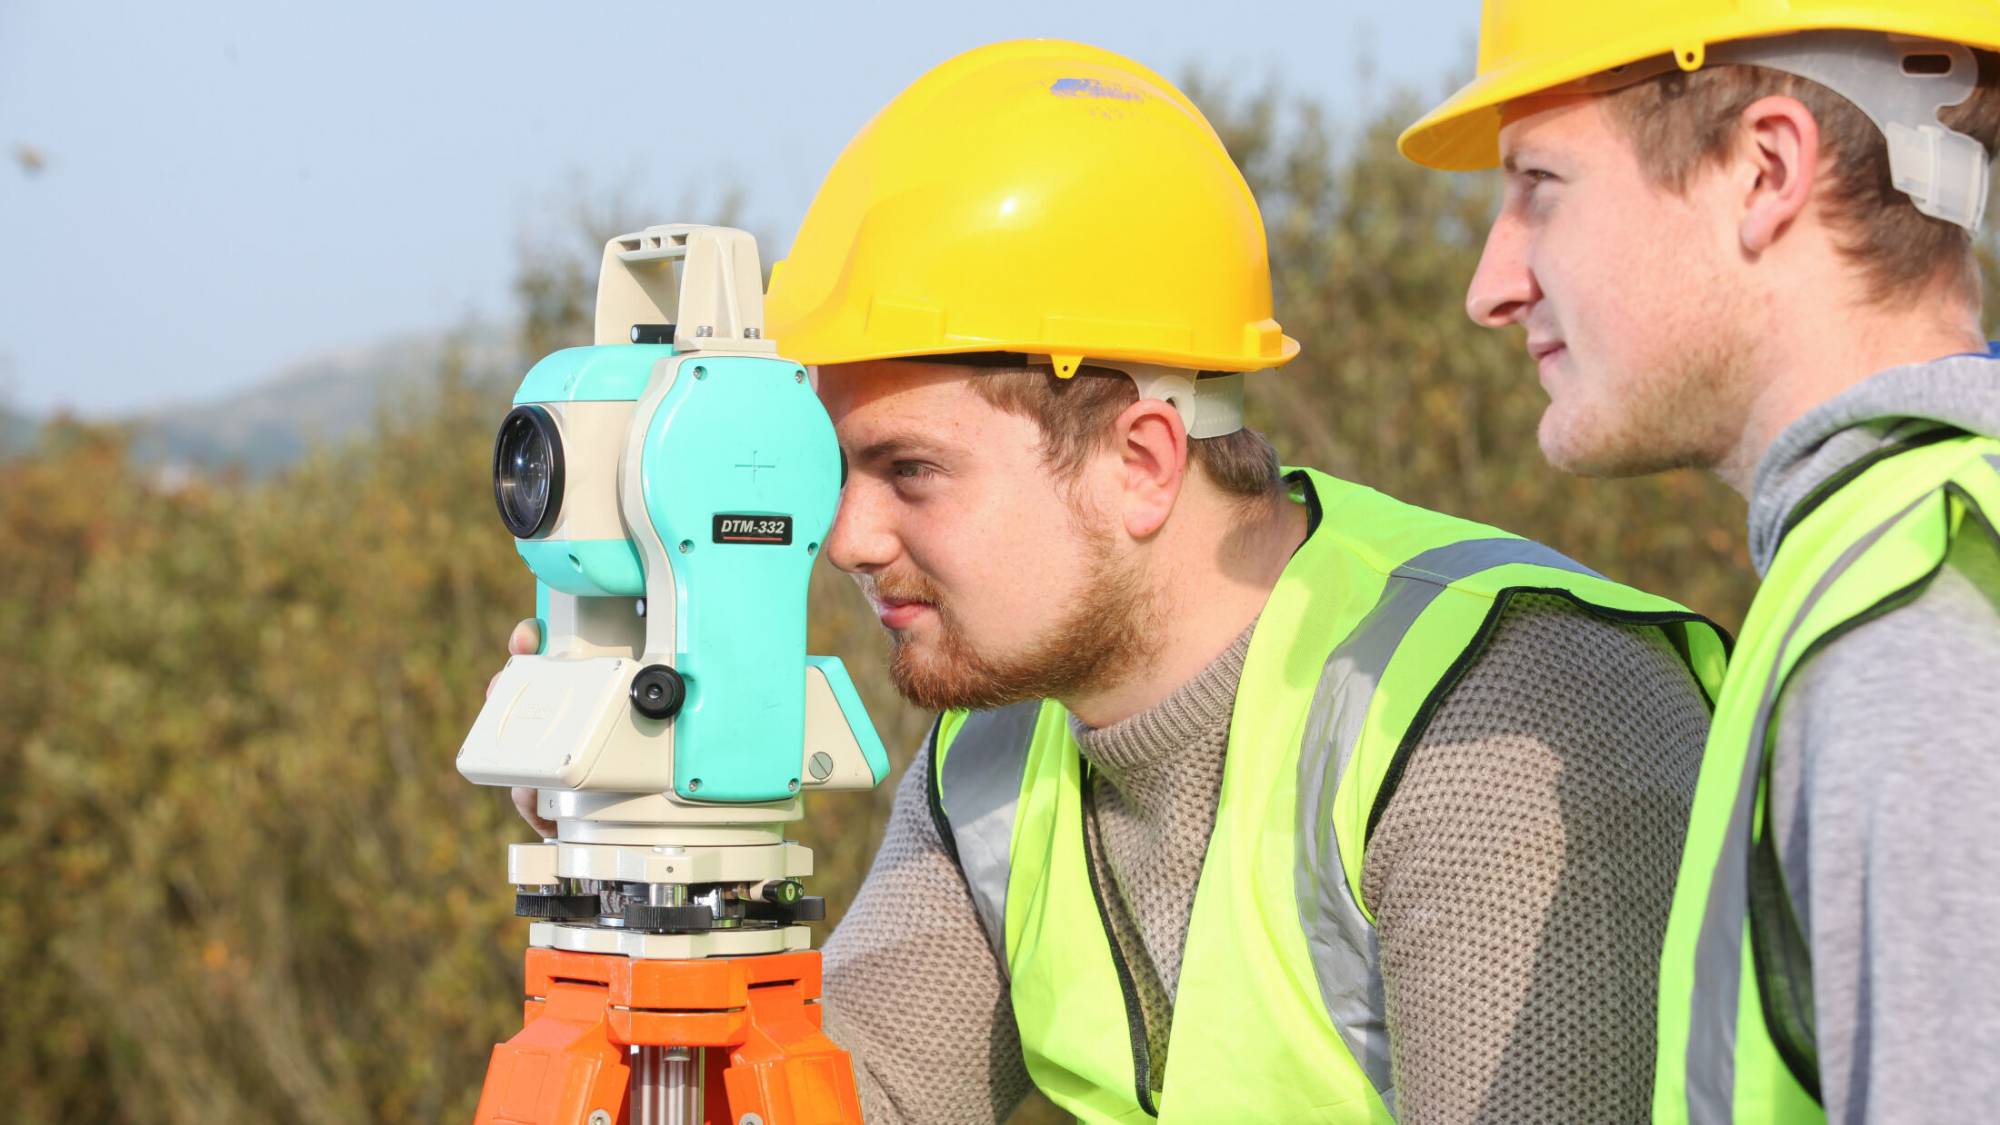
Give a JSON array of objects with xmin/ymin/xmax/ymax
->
[{"xmin": 458, "ymin": 224, "xmax": 887, "ymax": 960}]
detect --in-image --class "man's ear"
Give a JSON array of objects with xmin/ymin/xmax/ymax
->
[
  {"xmin": 1110, "ymin": 397, "xmax": 1188, "ymax": 539},
  {"xmin": 1738, "ymin": 94, "xmax": 1821, "ymax": 254}
]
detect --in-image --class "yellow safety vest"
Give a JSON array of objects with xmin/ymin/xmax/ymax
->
[
  {"xmin": 1655, "ymin": 434, "xmax": 2000, "ymax": 1123},
  {"xmin": 934, "ymin": 468, "xmax": 1729, "ymax": 1122}
]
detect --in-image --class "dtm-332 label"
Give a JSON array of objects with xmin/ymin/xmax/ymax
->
[{"xmin": 712, "ymin": 514, "xmax": 794, "ymax": 545}]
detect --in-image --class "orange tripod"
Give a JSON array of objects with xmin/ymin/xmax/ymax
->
[{"xmin": 474, "ymin": 946, "xmax": 862, "ymax": 1125}]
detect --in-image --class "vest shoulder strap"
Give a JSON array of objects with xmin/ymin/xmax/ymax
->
[{"xmin": 1302, "ymin": 535, "xmax": 1725, "ymax": 910}]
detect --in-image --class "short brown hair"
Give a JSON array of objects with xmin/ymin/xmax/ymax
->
[
  {"xmin": 961, "ymin": 360, "xmax": 1282, "ymax": 501},
  {"xmin": 1602, "ymin": 50, "xmax": 2000, "ymax": 306}
]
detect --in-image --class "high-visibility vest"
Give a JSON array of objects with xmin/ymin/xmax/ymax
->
[
  {"xmin": 1654, "ymin": 433, "xmax": 2000, "ymax": 1123},
  {"xmin": 931, "ymin": 468, "xmax": 1730, "ymax": 1122}
]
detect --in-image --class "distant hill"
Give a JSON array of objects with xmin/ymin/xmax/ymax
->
[
  {"xmin": 121, "ymin": 328, "xmax": 523, "ymax": 476},
  {"xmin": 0, "ymin": 404, "xmax": 35, "ymax": 455},
  {"xmin": 0, "ymin": 328, "xmax": 526, "ymax": 475}
]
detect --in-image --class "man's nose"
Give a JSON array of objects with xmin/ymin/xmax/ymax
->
[
  {"xmin": 1466, "ymin": 211, "xmax": 1540, "ymax": 328},
  {"xmin": 823, "ymin": 482, "xmax": 894, "ymax": 575}
]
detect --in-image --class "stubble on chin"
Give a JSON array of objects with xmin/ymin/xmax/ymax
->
[
  {"xmin": 884, "ymin": 541, "xmax": 1162, "ymax": 714},
  {"xmin": 1539, "ymin": 335, "xmax": 1751, "ymax": 479}
]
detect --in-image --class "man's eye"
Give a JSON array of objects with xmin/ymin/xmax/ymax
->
[
  {"xmin": 1522, "ymin": 168, "xmax": 1558, "ymax": 185},
  {"xmin": 892, "ymin": 461, "xmax": 934, "ymax": 480}
]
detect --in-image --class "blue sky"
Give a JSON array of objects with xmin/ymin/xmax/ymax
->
[{"xmin": 0, "ymin": 0, "xmax": 1480, "ymax": 416}]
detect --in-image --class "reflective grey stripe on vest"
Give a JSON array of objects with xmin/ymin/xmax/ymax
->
[
  {"xmin": 935, "ymin": 701, "xmax": 1041, "ymax": 961},
  {"xmin": 1295, "ymin": 537, "xmax": 1600, "ymax": 1110},
  {"xmin": 1681, "ymin": 492, "xmax": 1931, "ymax": 1121}
]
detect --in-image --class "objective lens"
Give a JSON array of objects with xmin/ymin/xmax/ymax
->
[{"xmin": 493, "ymin": 405, "xmax": 564, "ymax": 539}]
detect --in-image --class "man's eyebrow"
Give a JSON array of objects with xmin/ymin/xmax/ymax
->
[
  {"xmin": 1502, "ymin": 142, "xmax": 1560, "ymax": 175},
  {"xmin": 850, "ymin": 434, "xmax": 951, "ymax": 463}
]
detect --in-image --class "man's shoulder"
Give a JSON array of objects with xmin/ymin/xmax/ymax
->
[
  {"xmin": 1425, "ymin": 591, "xmax": 1711, "ymax": 756},
  {"xmin": 1360, "ymin": 590, "xmax": 1708, "ymax": 933},
  {"xmin": 1788, "ymin": 530, "xmax": 2000, "ymax": 730},
  {"xmin": 1473, "ymin": 589, "xmax": 1694, "ymax": 677}
]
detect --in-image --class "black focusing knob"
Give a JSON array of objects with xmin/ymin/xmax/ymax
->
[
  {"xmin": 623, "ymin": 902, "xmax": 715, "ymax": 932},
  {"xmin": 630, "ymin": 664, "xmax": 686, "ymax": 720}
]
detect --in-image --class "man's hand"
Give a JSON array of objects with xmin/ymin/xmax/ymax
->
[{"xmin": 487, "ymin": 618, "xmax": 556, "ymax": 838}]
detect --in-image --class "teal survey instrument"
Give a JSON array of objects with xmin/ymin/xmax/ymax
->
[{"xmin": 459, "ymin": 224, "xmax": 884, "ymax": 1125}]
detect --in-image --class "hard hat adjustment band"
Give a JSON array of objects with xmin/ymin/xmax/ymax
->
[
  {"xmin": 1704, "ymin": 31, "xmax": 1987, "ymax": 231},
  {"xmin": 1026, "ymin": 356, "xmax": 1247, "ymax": 439},
  {"xmin": 1562, "ymin": 31, "xmax": 1989, "ymax": 231}
]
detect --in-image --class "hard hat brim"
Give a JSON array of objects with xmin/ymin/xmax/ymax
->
[
  {"xmin": 1399, "ymin": 33, "xmax": 1707, "ymax": 171},
  {"xmin": 1401, "ymin": 12, "xmax": 2000, "ymax": 172},
  {"xmin": 783, "ymin": 333, "xmax": 1303, "ymax": 374}
]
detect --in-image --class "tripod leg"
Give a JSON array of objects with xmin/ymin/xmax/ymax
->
[
  {"xmin": 474, "ymin": 980, "xmax": 630, "ymax": 1125},
  {"xmin": 719, "ymin": 973, "xmax": 863, "ymax": 1125}
]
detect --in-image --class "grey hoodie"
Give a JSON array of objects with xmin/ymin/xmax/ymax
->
[{"xmin": 1747, "ymin": 352, "xmax": 2000, "ymax": 1123}]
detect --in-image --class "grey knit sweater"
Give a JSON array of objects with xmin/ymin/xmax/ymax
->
[{"xmin": 818, "ymin": 587, "xmax": 1712, "ymax": 1123}]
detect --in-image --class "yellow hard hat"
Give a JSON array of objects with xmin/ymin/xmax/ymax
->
[
  {"xmin": 767, "ymin": 39, "xmax": 1298, "ymax": 377},
  {"xmin": 1401, "ymin": 0, "xmax": 2000, "ymax": 171}
]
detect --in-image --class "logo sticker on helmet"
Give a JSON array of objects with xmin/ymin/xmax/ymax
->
[{"xmin": 1049, "ymin": 77, "xmax": 1141, "ymax": 101}]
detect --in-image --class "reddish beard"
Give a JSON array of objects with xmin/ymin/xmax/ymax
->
[{"xmin": 860, "ymin": 535, "xmax": 1160, "ymax": 713}]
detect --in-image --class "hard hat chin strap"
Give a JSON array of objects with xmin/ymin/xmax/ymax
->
[
  {"xmin": 1708, "ymin": 31, "xmax": 1988, "ymax": 232},
  {"xmin": 1027, "ymin": 357, "xmax": 1247, "ymax": 439}
]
